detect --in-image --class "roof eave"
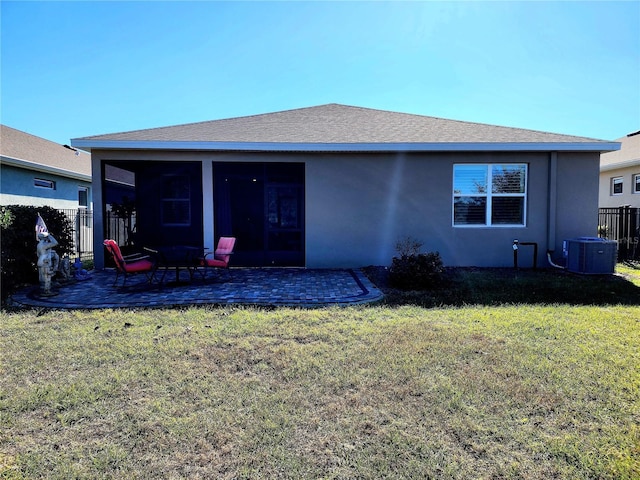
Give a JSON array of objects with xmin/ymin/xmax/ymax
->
[
  {"xmin": 70, "ymin": 139, "xmax": 621, "ymax": 153},
  {"xmin": 600, "ymin": 158, "xmax": 640, "ymax": 172},
  {"xmin": 0, "ymin": 155, "xmax": 92, "ymax": 182}
]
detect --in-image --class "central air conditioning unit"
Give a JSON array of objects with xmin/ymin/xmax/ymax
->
[{"xmin": 564, "ymin": 237, "xmax": 617, "ymax": 274}]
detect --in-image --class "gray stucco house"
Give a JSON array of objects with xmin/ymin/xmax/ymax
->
[
  {"xmin": 70, "ymin": 104, "xmax": 619, "ymax": 270},
  {"xmin": 1, "ymin": 124, "xmax": 92, "ymax": 210}
]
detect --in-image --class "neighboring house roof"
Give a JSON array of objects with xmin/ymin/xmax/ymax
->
[
  {"xmin": 600, "ymin": 130, "xmax": 640, "ymax": 172},
  {"xmin": 71, "ymin": 103, "xmax": 620, "ymax": 153},
  {"xmin": 105, "ymin": 164, "xmax": 135, "ymax": 187},
  {"xmin": 1, "ymin": 124, "xmax": 91, "ymax": 181}
]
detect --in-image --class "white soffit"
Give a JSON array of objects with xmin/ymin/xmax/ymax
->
[{"xmin": 600, "ymin": 158, "xmax": 640, "ymax": 172}]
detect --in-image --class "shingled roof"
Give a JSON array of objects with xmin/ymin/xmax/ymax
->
[
  {"xmin": 71, "ymin": 103, "xmax": 619, "ymax": 153},
  {"xmin": 1, "ymin": 124, "xmax": 91, "ymax": 180}
]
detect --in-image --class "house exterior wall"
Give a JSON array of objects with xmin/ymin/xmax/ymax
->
[
  {"xmin": 0, "ymin": 162, "xmax": 92, "ymax": 210},
  {"xmin": 555, "ymin": 152, "xmax": 600, "ymax": 245},
  {"xmin": 306, "ymin": 151, "xmax": 554, "ymax": 268},
  {"xmin": 90, "ymin": 149, "xmax": 601, "ymax": 270},
  {"xmin": 599, "ymin": 165, "xmax": 640, "ymax": 208}
]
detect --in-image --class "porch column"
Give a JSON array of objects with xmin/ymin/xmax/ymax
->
[
  {"xmin": 93, "ymin": 155, "xmax": 105, "ymax": 269},
  {"xmin": 202, "ymin": 159, "xmax": 214, "ymax": 249}
]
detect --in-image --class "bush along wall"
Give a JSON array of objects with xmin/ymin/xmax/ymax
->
[
  {"xmin": 388, "ymin": 237, "xmax": 445, "ymax": 290},
  {"xmin": 1, "ymin": 205, "xmax": 74, "ymax": 303}
]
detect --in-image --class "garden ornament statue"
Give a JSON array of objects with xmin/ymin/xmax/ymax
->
[
  {"xmin": 36, "ymin": 232, "xmax": 60, "ymax": 296},
  {"xmin": 73, "ymin": 257, "xmax": 91, "ymax": 281},
  {"xmin": 58, "ymin": 254, "xmax": 72, "ymax": 282}
]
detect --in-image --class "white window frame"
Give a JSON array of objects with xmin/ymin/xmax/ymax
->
[
  {"xmin": 452, "ymin": 163, "xmax": 528, "ymax": 227},
  {"xmin": 611, "ymin": 176, "xmax": 623, "ymax": 196},
  {"xmin": 161, "ymin": 174, "xmax": 191, "ymax": 226},
  {"xmin": 34, "ymin": 178, "xmax": 56, "ymax": 190},
  {"xmin": 78, "ymin": 186, "xmax": 89, "ymax": 208},
  {"xmin": 633, "ymin": 174, "xmax": 640, "ymax": 194}
]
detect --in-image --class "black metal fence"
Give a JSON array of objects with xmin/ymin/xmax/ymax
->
[
  {"xmin": 105, "ymin": 210, "xmax": 137, "ymax": 247},
  {"xmin": 57, "ymin": 209, "xmax": 138, "ymax": 263},
  {"xmin": 59, "ymin": 209, "xmax": 94, "ymax": 262},
  {"xmin": 598, "ymin": 206, "xmax": 640, "ymax": 261}
]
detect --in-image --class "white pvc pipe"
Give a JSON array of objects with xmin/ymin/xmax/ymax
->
[{"xmin": 547, "ymin": 251, "xmax": 565, "ymax": 269}]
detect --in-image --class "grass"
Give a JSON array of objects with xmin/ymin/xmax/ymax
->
[
  {"xmin": 1, "ymin": 288, "xmax": 639, "ymax": 478},
  {"xmin": 616, "ymin": 261, "xmax": 640, "ymax": 287}
]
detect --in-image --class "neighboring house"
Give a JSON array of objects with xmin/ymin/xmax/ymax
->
[
  {"xmin": 1, "ymin": 124, "xmax": 92, "ymax": 210},
  {"xmin": 599, "ymin": 130, "xmax": 640, "ymax": 208},
  {"xmin": 70, "ymin": 104, "xmax": 619, "ymax": 270}
]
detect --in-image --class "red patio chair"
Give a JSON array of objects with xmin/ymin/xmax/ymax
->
[
  {"xmin": 103, "ymin": 239, "xmax": 157, "ymax": 287},
  {"xmin": 196, "ymin": 237, "xmax": 236, "ymax": 280}
]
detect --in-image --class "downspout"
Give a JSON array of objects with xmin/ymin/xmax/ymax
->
[{"xmin": 547, "ymin": 152, "xmax": 564, "ymax": 269}]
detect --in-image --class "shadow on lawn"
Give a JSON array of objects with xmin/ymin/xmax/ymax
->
[{"xmin": 363, "ymin": 265, "xmax": 640, "ymax": 307}]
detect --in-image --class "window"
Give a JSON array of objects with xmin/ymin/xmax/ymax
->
[
  {"xmin": 78, "ymin": 187, "xmax": 89, "ymax": 208},
  {"xmin": 634, "ymin": 174, "xmax": 640, "ymax": 194},
  {"xmin": 611, "ymin": 177, "xmax": 623, "ymax": 195},
  {"xmin": 161, "ymin": 175, "xmax": 190, "ymax": 226},
  {"xmin": 34, "ymin": 178, "xmax": 55, "ymax": 189},
  {"xmin": 453, "ymin": 164, "xmax": 527, "ymax": 226}
]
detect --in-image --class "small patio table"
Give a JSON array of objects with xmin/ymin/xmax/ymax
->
[{"xmin": 155, "ymin": 246, "xmax": 201, "ymax": 285}]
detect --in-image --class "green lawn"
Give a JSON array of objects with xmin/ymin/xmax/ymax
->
[
  {"xmin": 617, "ymin": 262, "xmax": 640, "ymax": 287},
  {"xmin": 1, "ymin": 299, "xmax": 638, "ymax": 478}
]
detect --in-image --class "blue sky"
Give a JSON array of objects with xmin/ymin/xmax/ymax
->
[{"xmin": 1, "ymin": 1, "xmax": 639, "ymax": 145}]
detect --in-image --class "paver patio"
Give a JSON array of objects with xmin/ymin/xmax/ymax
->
[{"xmin": 9, "ymin": 268, "xmax": 383, "ymax": 309}]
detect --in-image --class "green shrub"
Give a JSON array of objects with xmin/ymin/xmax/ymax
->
[
  {"xmin": 1, "ymin": 205, "xmax": 74, "ymax": 302},
  {"xmin": 389, "ymin": 237, "xmax": 444, "ymax": 290}
]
